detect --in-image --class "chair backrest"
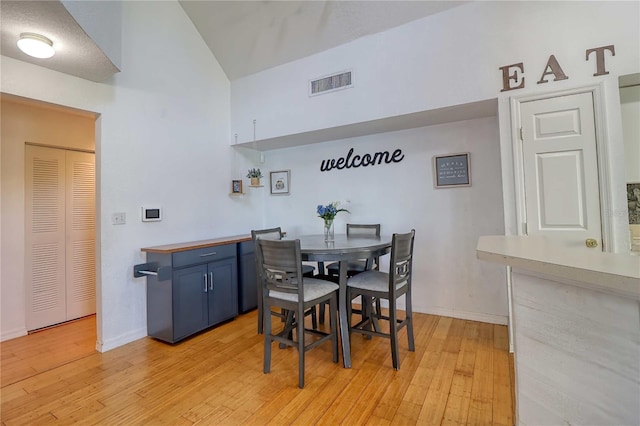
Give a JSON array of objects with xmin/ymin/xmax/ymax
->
[
  {"xmin": 251, "ymin": 227, "xmax": 283, "ymax": 241},
  {"xmin": 346, "ymin": 223, "xmax": 381, "ymax": 237},
  {"xmin": 347, "ymin": 224, "xmax": 381, "ymax": 270},
  {"xmin": 255, "ymin": 238, "xmax": 304, "ymax": 298},
  {"xmin": 389, "ymin": 230, "xmax": 415, "ymax": 295}
]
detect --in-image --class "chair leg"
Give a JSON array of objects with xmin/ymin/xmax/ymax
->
[
  {"xmin": 362, "ymin": 296, "xmax": 373, "ymax": 340},
  {"xmin": 389, "ymin": 297, "xmax": 400, "ymax": 370},
  {"xmin": 297, "ymin": 306, "xmax": 306, "ymax": 389},
  {"xmin": 263, "ymin": 301, "xmax": 272, "ymax": 374},
  {"xmin": 406, "ymin": 292, "xmax": 415, "ymax": 352},
  {"xmin": 319, "ymin": 303, "xmax": 325, "ymax": 324},
  {"xmin": 347, "ymin": 289, "xmax": 353, "ymax": 331},
  {"xmin": 311, "ymin": 307, "xmax": 318, "ymax": 330},
  {"xmin": 280, "ymin": 310, "xmax": 294, "ymax": 349},
  {"xmin": 329, "ymin": 295, "xmax": 339, "ymax": 363},
  {"xmin": 257, "ymin": 284, "xmax": 263, "ymax": 334}
]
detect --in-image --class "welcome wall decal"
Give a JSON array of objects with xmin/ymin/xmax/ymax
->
[
  {"xmin": 320, "ymin": 147, "xmax": 404, "ymax": 172},
  {"xmin": 499, "ymin": 44, "xmax": 615, "ymax": 92}
]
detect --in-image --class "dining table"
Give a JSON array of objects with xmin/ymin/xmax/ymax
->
[{"xmin": 293, "ymin": 233, "xmax": 392, "ymax": 368}]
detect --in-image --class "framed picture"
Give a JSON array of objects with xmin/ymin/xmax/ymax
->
[
  {"xmin": 433, "ymin": 152, "xmax": 471, "ymax": 188},
  {"xmin": 270, "ymin": 170, "xmax": 290, "ymax": 195},
  {"xmin": 628, "ymin": 182, "xmax": 640, "ymax": 225},
  {"xmin": 231, "ymin": 179, "xmax": 243, "ymax": 194}
]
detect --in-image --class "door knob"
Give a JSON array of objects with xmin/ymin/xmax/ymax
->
[{"xmin": 585, "ymin": 238, "xmax": 598, "ymax": 248}]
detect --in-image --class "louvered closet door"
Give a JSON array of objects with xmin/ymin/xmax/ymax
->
[
  {"xmin": 65, "ymin": 150, "xmax": 96, "ymax": 319},
  {"xmin": 26, "ymin": 146, "xmax": 67, "ymax": 329},
  {"xmin": 25, "ymin": 146, "xmax": 96, "ymax": 331}
]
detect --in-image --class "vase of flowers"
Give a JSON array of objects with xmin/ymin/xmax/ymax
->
[
  {"xmin": 317, "ymin": 202, "xmax": 350, "ymax": 241},
  {"xmin": 246, "ymin": 168, "xmax": 263, "ymax": 186}
]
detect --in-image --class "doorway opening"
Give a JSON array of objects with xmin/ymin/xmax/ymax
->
[{"xmin": 0, "ymin": 94, "xmax": 99, "ymax": 360}]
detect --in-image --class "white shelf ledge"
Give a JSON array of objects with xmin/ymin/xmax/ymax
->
[{"xmin": 233, "ymin": 98, "xmax": 497, "ymax": 151}]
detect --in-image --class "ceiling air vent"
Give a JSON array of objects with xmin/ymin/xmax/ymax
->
[{"xmin": 309, "ymin": 70, "xmax": 353, "ymax": 97}]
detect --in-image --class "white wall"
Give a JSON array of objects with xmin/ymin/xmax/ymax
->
[
  {"xmin": 261, "ymin": 117, "xmax": 508, "ymax": 323},
  {"xmin": 231, "ymin": 1, "xmax": 640, "ymax": 144},
  {"xmin": 232, "ymin": 1, "xmax": 639, "ymax": 253},
  {"xmin": 0, "ymin": 1, "xmax": 261, "ymax": 349}
]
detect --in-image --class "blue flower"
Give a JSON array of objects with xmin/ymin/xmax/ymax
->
[{"xmin": 317, "ymin": 202, "xmax": 349, "ymax": 221}]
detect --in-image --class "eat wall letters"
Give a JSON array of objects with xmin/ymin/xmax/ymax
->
[{"xmin": 499, "ymin": 45, "xmax": 615, "ymax": 92}]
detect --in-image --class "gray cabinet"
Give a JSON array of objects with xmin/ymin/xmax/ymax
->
[{"xmin": 145, "ymin": 243, "xmax": 238, "ymax": 343}]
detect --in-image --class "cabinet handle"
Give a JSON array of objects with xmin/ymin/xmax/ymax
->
[
  {"xmin": 203, "ymin": 273, "xmax": 208, "ymax": 292},
  {"xmin": 199, "ymin": 252, "xmax": 217, "ymax": 257},
  {"xmin": 209, "ymin": 272, "xmax": 214, "ymax": 291}
]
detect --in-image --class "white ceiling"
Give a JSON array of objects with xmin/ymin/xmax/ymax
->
[
  {"xmin": 0, "ymin": 0, "xmax": 466, "ymax": 83},
  {"xmin": 179, "ymin": 1, "xmax": 467, "ymax": 80},
  {"xmin": 0, "ymin": 1, "xmax": 119, "ymax": 82}
]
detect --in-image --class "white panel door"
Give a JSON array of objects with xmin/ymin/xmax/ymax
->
[
  {"xmin": 25, "ymin": 146, "xmax": 67, "ymax": 329},
  {"xmin": 65, "ymin": 150, "xmax": 96, "ymax": 319},
  {"xmin": 520, "ymin": 92, "xmax": 602, "ymax": 250}
]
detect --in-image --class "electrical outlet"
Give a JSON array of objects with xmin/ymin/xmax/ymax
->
[{"xmin": 112, "ymin": 212, "xmax": 126, "ymax": 225}]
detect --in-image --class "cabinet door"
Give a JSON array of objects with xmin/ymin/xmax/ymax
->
[
  {"xmin": 208, "ymin": 258, "xmax": 238, "ymax": 325},
  {"xmin": 173, "ymin": 264, "xmax": 208, "ymax": 340}
]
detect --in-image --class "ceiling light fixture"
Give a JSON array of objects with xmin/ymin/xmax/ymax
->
[{"xmin": 17, "ymin": 33, "xmax": 55, "ymax": 59}]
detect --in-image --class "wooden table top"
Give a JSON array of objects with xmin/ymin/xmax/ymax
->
[{"xmin": 141, "ymin": 234, "xmax": 252, "ymax": 254}]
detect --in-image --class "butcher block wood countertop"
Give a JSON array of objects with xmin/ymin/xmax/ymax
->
[{"xmin": 141, "ymin": 234, "xmax": 252, "ymax": 254}]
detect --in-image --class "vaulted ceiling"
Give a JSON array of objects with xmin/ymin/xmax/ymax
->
[
  {"xmin": 0, "ymin": 1, "xmax": 466, "ymax": 82},
  {"xmin": 179, "ymin": 1, "xmax": 467, "ymax": 80}
]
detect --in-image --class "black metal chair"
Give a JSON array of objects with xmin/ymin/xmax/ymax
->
[
  {"xmin": 252, "ymin": 227, "xmax": 316, "ymax": 334},
  {"xmin": 347, "ymin": 230, "xmax": 415, "ymax": 370},
  {"xmin": 256, "ymin": 238, "xmax": 339, "ymax": 388}
]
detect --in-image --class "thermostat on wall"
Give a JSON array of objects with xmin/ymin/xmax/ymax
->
[{"xmin": 141, "ymin": 206, "xmax": 162, "ymax": 222}]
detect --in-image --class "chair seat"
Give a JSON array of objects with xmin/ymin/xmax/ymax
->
[
  {"xmin": 270, "ymin": 278, "xmax": 338, "ymax": 303},
  {"xmin": 347, "ymin": 270, "xmax": 407, "ymax": 292}
]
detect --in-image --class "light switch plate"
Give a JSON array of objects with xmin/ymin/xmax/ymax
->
[{"xmin": 112, "ymin": 212, "xmax": 126, "ymax": 225}]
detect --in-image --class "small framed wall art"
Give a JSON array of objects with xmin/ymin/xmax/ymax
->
[
  {"xmin": 231, "ymin": 179, "xmax": 243, "ymax": 194},
  {"xmin": 433, "ymin": 152, "xmax": 471, "ymax": 188},
  {"xmin": 270, "ymin": 170, "xmax": 290, "ymax": 195}
]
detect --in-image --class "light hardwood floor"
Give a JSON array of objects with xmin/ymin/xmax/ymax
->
[
  {"xmin": 1, "ymin": 310, "xmax": 514, "ymax": 425},
  {"xmin": 1, "ymin": 315, "xmax": 97, "ymax": 387}
]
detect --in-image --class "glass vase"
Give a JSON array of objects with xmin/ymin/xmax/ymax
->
[{"xmin": 323, "ymin": 219, "xmax": 334, "ymax": 241}]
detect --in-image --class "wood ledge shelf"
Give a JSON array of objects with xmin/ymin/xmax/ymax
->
[{"xmin": 141, "ymin": 234, "xmax": 252, "ymax": 254}]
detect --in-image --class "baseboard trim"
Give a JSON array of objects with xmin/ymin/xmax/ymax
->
[
  {"xmin": 415, "ymin": 305, "xmax": 508, "ymax": 325},
  {"xmin": 376, "ymin": 299, "xmax": 508, "ymax": 326},
  {"xmin": 96, "ymin": 327, "xmax": 147, "ymax": 352},
  {"xmin": 0, "ymin": 327, "xmax": 28, "ymax": 342}
]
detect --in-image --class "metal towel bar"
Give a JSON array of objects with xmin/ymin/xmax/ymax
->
[{"xmin": 133, "ymin": 262, "xmax": 171, "ymax": 281}]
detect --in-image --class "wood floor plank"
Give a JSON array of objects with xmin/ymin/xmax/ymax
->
[
  {"xmin": 371, "ymin": 313, "xmax": 440, "ymax": 421},
  {"xmin": 1, "ymin": 310, "xmax": 514, "ymax": 425},
  {"xmin": 0, "ymin": 316, "xmax": 96, "ymax": 387},
  {"xmin": 441, "ymin": 372, "xmax": 474, "ymax": 424},
  {"xmin": 467, "ymin": 322, "xmax": 495, "ymax": 425}
]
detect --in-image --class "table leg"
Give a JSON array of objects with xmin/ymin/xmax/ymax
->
[{"xmin": 339, "ymin": 261, "xmax": 351, "ymax": 368}]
